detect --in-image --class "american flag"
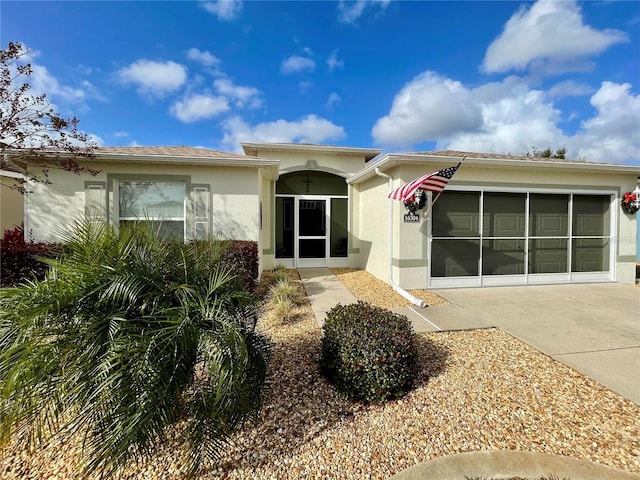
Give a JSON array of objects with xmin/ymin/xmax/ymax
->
[{"xmin": 388, "ymin": 162, "xmax": 461, "ymax": 202}]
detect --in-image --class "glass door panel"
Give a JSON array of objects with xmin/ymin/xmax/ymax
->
[
  {"xmin": 299, "ymin": 239, "xmax": 326, "ymax": 258},
  {"xmin": 298, "ymin": 198, "xmax": 327, "ymax": 264},
  {"xmin": 275, "ymin": 197, "xmax": 294, "ymax": 258},
  {"xmin": 298, "ymin": 199, "xmax": 325, "ymax": 236},
  {"xmin": 330, "ymin": 198, "xmax": 348, "ymax": 257}
]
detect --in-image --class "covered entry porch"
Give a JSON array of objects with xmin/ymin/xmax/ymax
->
[{"xmin": 275, "ymin": 170, "xmax": 349, "ymax": 268}]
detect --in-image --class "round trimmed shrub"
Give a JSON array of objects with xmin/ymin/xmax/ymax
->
[{"xmin": 320, "ymin": 301, "xmax": 418, "ymax": 403}]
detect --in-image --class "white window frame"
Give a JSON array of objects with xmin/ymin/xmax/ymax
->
[{"xmin": 116, "ymin": 180, "xmax": 187, "ymax": 242}]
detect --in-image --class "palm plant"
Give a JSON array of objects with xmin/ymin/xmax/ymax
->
[{"xmin": 0, "ymin": 219, "xmax": 270, "ymax": 478}]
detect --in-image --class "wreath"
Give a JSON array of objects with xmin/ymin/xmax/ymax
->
[
  {"xmin": 621, "ymin": 191, "xmax": 640, "ymax": 215},
  {"xmin": 403, "ymin": 190, "xmax": 427, "ymax": 213}
]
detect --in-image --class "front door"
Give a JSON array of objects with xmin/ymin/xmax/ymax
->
[
  {"xmin": 297, "ymin": 197, "xmax": 328, "ymax": 267},
  {"xmin": 275, "ymin": 194, "xmax": 348, "ymax": 268}
]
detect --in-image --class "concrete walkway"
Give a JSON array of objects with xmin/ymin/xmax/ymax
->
[
  {"xmin": 297, "ymin": 268, "xmax": 357, "ymax": 325},
  {"xmin": 298, "ymin": 269, "xmax": 640, "ymax": 405}
]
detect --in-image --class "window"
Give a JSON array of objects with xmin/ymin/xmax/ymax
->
[{"xmin": 118, "ymin": 181, "xmax": 186, "ymax": 241}]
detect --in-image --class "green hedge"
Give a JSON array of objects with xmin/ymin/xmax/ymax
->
[{"xmin": 321, "ymin": 301, "xmax": 418, "ymax": 403}]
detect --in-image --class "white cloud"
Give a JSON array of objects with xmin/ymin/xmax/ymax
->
[
  {"xmin": 483, "ymin": 0, "xmax": 628, "ymax": 75},
  {"xmin": 113, "ymin": 131, "xmax": 129, "ymax": 138},
  {"xmin": 170, "ymin": 93, "xmax": 229, "ymax": 123},
  {"xmin": 326, "ymin": 92, "xmax": 341, "ymax": 108},
  {"xmin": 221, "ymin": 114, "xmax": 346, "ymax": 152},
  {"xmin": 201, "ymin": 0, "xmax": 242, "ymax": 20},
  {"xmin": 213, "ymin": 78, "xmax": 261, "ymax": 108},
  {"xmin": 569, "ymin": 82, "xmax": 640, "ymax": 163},
  {"xmin": 338, "ymin": 0, "xmax": 391, "ymax": 24},
  {"xmin": 371, "ymin": 71, "xmax": 483, "ymax": 147},
  {"xmin": 118, "ymin": 60, "xmax": 187, "ymax": 97},
  {"xmin": 280, "ymin": 55, "xmax": 316, "ymax": 74},
  {"xmin": 327, "ymin": 49, "xmax": 344, "ymax": 71},
  {"xmin": 445, "ymin": 81, "xmax": 566, "ymax": 157},
  {"xmin": 29, "ymin": 65, "xmax": 86, "ymax": 104},
  {"xmin": 372, "ymin": 68, "xmax": 639, "ymax": 163},
  {"xmin": 547, "ymin": 80, "xmax": 594, "ymax": 99},
  {"xmin": 186, "ymin": 47, "xmax": 220, "ymax": 67}
]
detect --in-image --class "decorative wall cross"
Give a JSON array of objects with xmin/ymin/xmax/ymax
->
[{"xmin": 303, "ymin": 177, "xmax": 312, "ymax": 193}]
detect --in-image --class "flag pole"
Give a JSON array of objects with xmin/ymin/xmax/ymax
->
[{"xmin": 422, "ymin": 155, "xmax": 466, "ymax": 218}]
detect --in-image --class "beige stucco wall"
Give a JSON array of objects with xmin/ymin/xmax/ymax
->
[
  {"xmin": 356, "ymin": 160, "xmax": 639, "ymax": 287},
  {"xmin": 255, "ymin": 149, "xmax": 366, "ymax": 178},
  {"xmin": 1, "ymin": 176, "xmax": 24, "ymax": 233},
  {"xmin": 353, "ymin": 175, "xmax": 391, "ymax": 281},
  {"xmin": 25, "ymin": 162, "xmax": 261, "ymax": 244}
]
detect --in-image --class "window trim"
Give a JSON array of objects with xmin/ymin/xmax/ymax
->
[{"xmin": 84, "ymin": 181, "xmax": 106, "ymax": 219}]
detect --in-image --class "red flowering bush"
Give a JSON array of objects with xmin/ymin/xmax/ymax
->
[{"xmin": 0, "ymin": 225, "xmax": 59, "ymax": 287}]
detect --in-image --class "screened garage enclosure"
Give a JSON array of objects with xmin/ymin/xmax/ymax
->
[
  {"xmin": 348, "ymin": 150, "xmax": 638, "ymax": 290},
  {"xmin": 430, "ymin": 190, "xmax": 613, "ymax": 287}
]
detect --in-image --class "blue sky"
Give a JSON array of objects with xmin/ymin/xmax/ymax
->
[{"xmin": 3, "ymin": 0, "xmax": 639, "ymax": 163}]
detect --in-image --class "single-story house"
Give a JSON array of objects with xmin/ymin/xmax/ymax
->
[{"xmin": 19, "ymin": 143, "xmax": 640, "ymax": 290}]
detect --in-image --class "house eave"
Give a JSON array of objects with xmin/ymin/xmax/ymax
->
[
  {"xmin": 96, "ymin": 153, "xmax": 281, "ymax": 181},
  {"xmin": 347, "ymin": 153, "xmax": 640, "ymax": 184},
  {"xmin": 7, "ymin": 150, "xmax": 281, "ymax": 181},
  {"xmin": 241, "ymin": 142, "xmax": 382, "ymax": 162}
]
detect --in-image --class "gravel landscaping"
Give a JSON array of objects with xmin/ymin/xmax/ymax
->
[
  {"xmin": 330, "ymin": 267, "xmax": 449, "ymax": 307},
  {"xmin": 1, "ymin": 270, "xmax": 639, "ymax": 479}
]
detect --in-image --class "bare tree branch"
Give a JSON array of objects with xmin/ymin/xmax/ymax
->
[{"xmin": 1, "ymin": 41, "xmax": 99, "ymax": 192}]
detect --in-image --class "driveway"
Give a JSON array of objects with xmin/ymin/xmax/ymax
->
[{"xmin": 408, "ymin": 283, "xmax": 640, "ymax": 404}]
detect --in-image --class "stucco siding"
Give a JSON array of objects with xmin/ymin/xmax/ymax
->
[
  {"xmin": 25, "ymin": 162, "xmax": 261, "ymax": 243},
  {"xmin": 356, "ymin": 175, "xmax": 390, "ymax": 282},
  {"xmin": 255, "ymin": 149, "xmax": 367, "ymax": 178}
]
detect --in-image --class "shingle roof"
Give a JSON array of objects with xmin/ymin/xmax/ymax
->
[
  {"xmin": 96, "ymin": 146, "xmax": 249, "ymax": 159},
  {"xmin": 408, "ymin": 149, "xmax": 613, "ymax": 166},
  {"xmin": 241, "ymin": 142, "xmax": 382, "ymax": 161}
]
